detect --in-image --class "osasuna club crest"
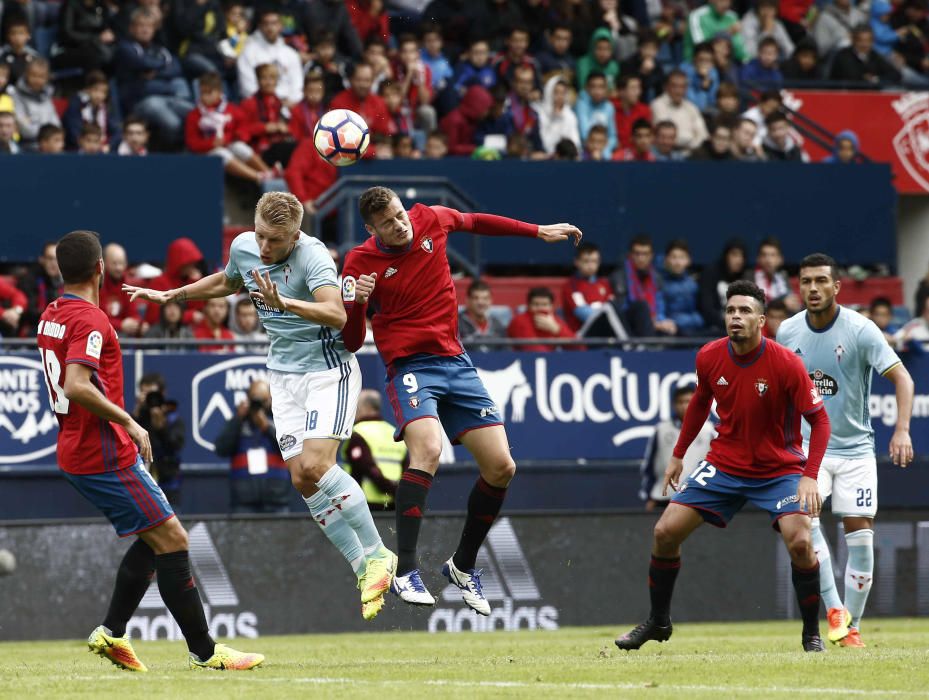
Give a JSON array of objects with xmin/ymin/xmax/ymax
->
[
  {"xmin": 755, "ymin": 378, "xmax": 769, "ymax": 396},
  {"xmin": 409, "ymin": 397, "xmax": 420, "ymax": 408},
  {"xmin": 421, "ymin": 237, "xmax": 433, "ymax": 253}
]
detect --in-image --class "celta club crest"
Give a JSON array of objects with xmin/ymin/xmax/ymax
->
[
  {"xmin": 835, "ymin": 344, "xmax": 846, "ymax": 362},
  {"xmin": 892, "ymin": 92, "xmax": 929, "ymax": 192},
  {"xmin": 282, "ymin": 263, "xmax": 292, "ymax": 285},
  {"xmin": 755, "ymin": 378, "xmax": 769, "ymax": 396},
  {"xmin": 421, "ymin": 237, "xmax": 433, "ymax": 253}
]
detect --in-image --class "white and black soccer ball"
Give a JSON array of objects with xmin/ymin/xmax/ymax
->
[{"xmin": 313, "ymin": 109, "xmax": 370, "ymax": 166}]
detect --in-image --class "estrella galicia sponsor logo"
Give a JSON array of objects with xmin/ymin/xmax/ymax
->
[
  {"xmin": 192, "ymin": 356, "xmax": 269, "ymax": 452},
  {"xmin": 810, "ymin": 369, "xmax": 838, "ymax": 398},
  {"xmin": 129, "ymin": 523, "xmax": 258, "ymax": 640},
  {"xmin": 279, "ymin": 434, "xmax": 297, "ymax": 451},
  {"xmin": 776, "ymin": 494, "xmax": 800, "ymax": 510},
  {"xmin": 428, "ymin": 518, "xmax": 559, "ymax": 633},
  {"xmin": 0, "ymin": 356, "xmax": 58, "ymax": 464}
]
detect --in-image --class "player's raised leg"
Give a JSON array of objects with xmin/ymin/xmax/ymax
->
[
  {"xmin": 442, "ymin": 424, "xmax": 515, "ymax": 616},
  {"xmin": 778, "ymin": 513, "xmax": 825, "ymax": 652},
  {"xmin": 615, "ymin": 503, "xmax": 703, "ymax": 650},
  {"xmin": 390, "ymin": 417, "xmax": 442, "ymax": 606}
]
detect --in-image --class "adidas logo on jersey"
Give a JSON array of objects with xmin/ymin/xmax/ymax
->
[
  {"xmin": 716, "ymin": 376, "xmax": 729, "ymax": 386},
  {"xmin": 384, "ymin": 267, "xmax": 398, "ymax": 278},
  {"xmin": 794, "ymin": 348, "xmax": 803, "ymax": 356}
]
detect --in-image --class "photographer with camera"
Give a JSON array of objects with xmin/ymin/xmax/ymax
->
[
  {"xmin": 215, "ymin": 379, "xmax": 290, "ymax": 514},
  {"xmin": 133, "ymin": 373, "xmax": 186, "ymax": 506}
]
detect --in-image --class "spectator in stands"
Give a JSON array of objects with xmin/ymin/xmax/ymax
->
[
  {"xmin": 596, "ymin": 0, "xmax": 639, "ymax": 62},
  {"xmin": 611, "ymin": 234, "xmax": 674, "ymax": 336},
  {"xmin": 330, "ymin": 62, "xmax": 392, "ymax": 138},
  {"xmin": 813, "ymin": 0, "xmax": 866, "ymax": 57},
  {"xmin": 186, "ymin": 72, "xmax": 275, "ymax": 185},
  {"xmin": 684, "ymin": 0, "xmax": 746, "ymax": 63},
  {"xmin": 369, "ymin": 132, "xmax": 391, "ymax": 158},
  {"xmin": 698, "ymin": 237, "xmax": 751, "ymax": 331},
  {"xmin": 77, "ymin": 122, "xmax": 104, "ymax": 153},
  {"xmin": 289, "ymin": 74, "xmax": 326, "ymax": 142},
  {"xmin": 420, "ymin": 24, "xmax": 453, "ymax": 93},
  {"xmin": 0, "ymin": 110, "xmax": 17, "ymax": 153},
  {"xmin": 118, "ymin": 115, "xmax": 149, "ymax": 155},
  {"xmin": 823, "ymin": 129, "xmax": 861, "ymax": 163},
  {"xmin": 237, "ymin": 10, "xmax": 303, "ymax": 105},
  {"xmin": 640, "ymin": 384, "xmax": 715, "ymax": 510},
  {"xmin": 869, "ymin": 296, "xmax": 900, "ymax": 342},
  {"xmin": 763, "ymin": 298, "xmax": 789, "ymax": 338},
  {"xmin": 762, "ymin": 111, "xmax": 806, "ymax": 161},
  {"xmin": 536, "ymin": 23, "xmax": 576, "ymax": 77},
  {"xmin": 143, "ymin": 237, "xmax": 206, "ymax": 325},
  {"xmin": 215, "ymin": 378, "xmax": 289, "ymax": 513},
  {"xmin": 742, "ymin": 88, "xmax": 782, "ymax": 146},
  {"xmin": 53, "ymin": 0, "xmax": 116, "ymax": 74},
  {"xmin": 100, "ymin": 243, "xmax": 145, "ymax": 336},
  {"xmin": 63, "ymin": 71, "xmax": 119, "ymax": 152},
  {"xmin": 194, "ymin": 296, "xmax": 235, "ymax": 351},
  {"xmin": 652, "ymin": 120, "xmax": 683, "ymax": 161},
  {"xmin": 534, "ymin": 75, "xmax": 580, "ymax": 154},
  {"xmin": 890, "ymin": 0, "xmax": 929, "ymax": 77},
  {"xmin": 576, "ymin": 71, "xmax": 616, "ymax": 156},
  {"xmin": 9, "ymin": 58, "xmax": 57, "ymax": 151},
  {"xmin": 507, "ymin": 286, "xmax": 576, "ymax": 352},
  {"xmin": 549, "ymin": 0, "xmax": 598, "ymax": 56},
  {"xmin": 0, "ymin": 275, "xmax": 26, "ymax": 336},
  {"xmin": 172, "ymin": 0, "xmax": 225, "ymax": 79},
  {"xmin": 231, "ymin": 297, "xmax": 268, "ymax": 351},
  {"xmin": 342, "ymin": 389, "xmax": 407, "ymax": 510},
  {"xmin": 689, "ymin": 120, "xmax": 734, "ymax": 160},
  {"xmin": 914, "ymin": 264, "xmax": 929, "ymax": 318},
  {"xmin": 754, "ymin": 236, "xmax": 801, "ymax": 311},
  {"xmin": 468, "ymin": 1, "xmax": 527, "ymax": 53},
  {"xmin": 134, "ymin": 373, "xmax": 185, "ymax": 505},
  {"xmin": 869, "ymin": 0, "xmax": 900, "ymax": 56},
  {"xmin": 306, "ymin": 0, "xmax": 363, "ymax": 60},
  {"xmin": 473, "ymin": 84, "xmax": 513, "ymax": 153},
  {"xmin": 459, "ymin": 279, "xmax": 508, "ymax": 347},
  {"xmin": 829, "ymin": 24, "xmax": 902, "ymax": 84},
  {"xmin": 561, "ymin": 241, "xmax": 616, "ymax": 332},
  {"xmin": 423, "ymin": 130, "xmax": 448, "ymax": 158},
  {"xmin": 740, "ymin": 36, "xmax": 784, "ymax": 86},
  {"xmin": 439, "ymin": 84, "xmax": 492, "ymax": 156},
  {"xmin": 0, "ymin": 17, "xmax": 38, "ymax": 84},
  {"xmin": 661, "ymin": 239, "xmax": 705, "ymax": 335},
  {"xmin": 115, "ymin": 9, "xmax": 194, "ymax": 151},
  {"xmin": 732, "ymin": 116, "xmax": 765, "ymax": 160},
  {"xmin": 576, "ymin": 27, "xmax": 619, "ymax": 90},
  {"xmin": 18, "ymin": 241, "xmax": 61, "ymax": 333},
  {"xmin": 238, "ymin": 63, "xmax": 298, "ymax": 167},
  {"xmin": 303, "ymin": 31, "xmax": 346, "ymax": 103},
  {"xmin": 650, "ymin": 69, "xmax": 708, "ymax": 153},
  {"xmin": 743, "ymin": 0, "xmax": 795, "ymax": 59},
  {"xmin": 36, "ymin": 123, "xmax": 64, "ymax": 152},
  {"xmin": 704, "ymin": 81, "xmax": 740, "ymax": 128},
  {"xmin": 348, "ymin": 0, "xmax": 390, "ymax": 47},
  {"xmin": 144, "ymin": 299, "xmax": 193, "ymax": 341},
  {"xmin": 613, "ymin": 74, "xmax": 651, "ymax": 149},
  {"xmin": 0, "ymin": 63, "xmax": 13, "ymax": 114},
  {"xmin": 782, "ymin": 38, "xmax": 822, "ymax": 81},
  {"xmin": 895, "ymin": 296, "xmax": 929, "ymax": 352},
  {"xmin": 614, "ymin": 118, "xmax": 655, "ymax": 161},
  {"xmin": 493, "ymin": 25, "xmax": 539, "ymax": 88},
  {"xmin": 393, "ymin": 133, "xmax": 416, "ymax": 158},
  {"xmin": 620, "ymin": 30, "xmax": 665, "ymax": 103},
  {"xmin": 393, "ymin": 34, "xmax": 437, "ymax": 132},
  {"xmin": 710, "ymin": 33, "xmax": 740, "ymax": 85},
  {"xmin": 452, "ymin": 37, "xmax": 497, "ymax": 95},
  {"xmin": 682, "ymin": 42, "xmax": 720, "ymax": 114},
  {"xmin": 506, "ymin": 64, "xmax": 544, "ymax": 153},
  {"xmin": 554, "ymin": 137, "xmax": 579, "ymax": 160},
  {"xmin": 581, "ymin": 122, "xmax": 610, "ymax": 160}
]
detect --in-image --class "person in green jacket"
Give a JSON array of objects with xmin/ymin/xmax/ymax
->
[
  {"xmin": 576, "ymin": 27, "xmax": 620, "ymax": 91},
  {"xmin": 684, "ymin": 0, "xmax": 747, "ymax": 63}
]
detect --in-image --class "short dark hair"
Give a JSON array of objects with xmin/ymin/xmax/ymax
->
[
  {"xmin": 554, "ymin": 138, "xmax": 579, "ymax": 159},
  {"xmin": 359, "ymin": 186, "xmax": 399, "ymax": 223},
  {"xmin": 759, "ymin": 89, "xmax": 782, "ymax": 104},
  {"xmin": 758, "ymin": 36, "xmax": 780, "ymax": 52},
  {"xmin": 38, "ymin": 124, "xmax": 63, "ymax": 142},
  {"xmin": 726, "ymin": 280, "xmax": 767, "ymax": 309},
  {"xmin": 632, "ymin": 118, "xmax": 652, "ymax": 134},
  {"xmin": 693, "ymin": 41, "xmax": 713, "ymax": 57},
  {"xmin": 139, "ymin": 372, "xmax": 166, "ymax": 392},
  {"xmin": 655, "ymin": 120, "xmax": 677, "ymax": 134},
  {"xmin": 84, "ymin": 70, "xmax": 108, "ymax": 88},
  {"xmin": 397, "ymin": 33, "xmax": 418, "ymax": 49},
  {"xmin": 672, "ymin": 384, "xmax": 696, "ymax": 402},
  {"xmin": 618, "ymin": 74, "xmax": 641, "ymax": 90},
  {"xmin": 667, "ymin": 69, "xmax": 687, "ymax": 83},
  {"xmin": 5, "ymin": 16, "xmax": 29, "ymax": 33},
  {"xmin": 717, "ymin": 82, "xmax": 739, "ymax": 99},
  {"xmin": 426, "ymin": 130, "xmax": 447, "ymax": 144},
  {"xmin": 575, "ymin": 241, "xmax": 600, "ymax": 258},
  {"xmin": 255, "ymin": 62, "xmax": 278, "ymax": 79},
  {"xmin": 852, "ymin": 23, "xmax": 873, "ymax": 37},
  {"xmin": 587, "ymin": 124, "xmax": 608, "ymax": 138},
  {"xmin": 869, "ymin": 296, "xmax": 893, "ymax": 313},
  {"xmin": 80, "ymin": 123, "xmax": 103, "ymax": 138},
  {"xmin": 550, "ymin": 23, "xmax": 572, "ymax": 35},
  {"xmin": 766, "ymin": 298, "xmax": 788, "ymax": 314},
  {"xmin": 303, "ymin": 72, "xmax": 324, "ymax": 87},
  {"xmin": 666, "ymin": 238, "xmax": 690, "ymax": 256},
  {"xmin": 527, "ymin": 287, "xmax": 554, "ymax": 303},
  {"xmin": 586, "ymin": 71, "xmax": 607, "ymax": 86},
  {"xmin": 799, "ymin": 252, "xmax": 839, "ymax": 281},
  {"xmin": 758, "ymin": 236, "xmax": 783, "ymax": 254},
  {"xmin": 765, "ymin": 111, "xmax": 788, "ymax": 127},
  {"xmin": 198, "ymin": 71, "xmax": 223, "ymax": 92},
  {"xmin": 629, "ymin": 234, "xmax": 653, "ymax": 251},
  {"xmin": 56, "ymin": 230, "xmax": 102, "ymax": 284},
  {"xmin": 123, "ymin": 115, "xmax": 148, "ymax": 131},
  {"xmin": 235, "ymin": 297, "xmax": 256, "ymax": 312},
  {"xmin": 468, "ymin": 280, "xmax": 491, "ymax": 296}
]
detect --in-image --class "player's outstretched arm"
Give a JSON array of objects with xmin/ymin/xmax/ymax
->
[
  {"xmin": 885, "ymin": 363, "xmax": 915, "ymax": 467},
  {"xmin": 123, "ymin": 271, "xmax": 239, "ymax": 305},
  {"xmin": 536, "ymin": 223, "xmax": 583, "ymax": 246},
  {"xmin": 63, "ymin": 363, "xmax": 152, "ymax": 462},
  {"xmin": 440, "ymin": 206, "xmax": 583, "ymax": 246},
  {"xmin": 249, "ymin": 270, "xmax": 347, "ymax": 329}
]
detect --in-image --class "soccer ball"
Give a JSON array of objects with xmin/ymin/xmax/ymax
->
[{"xmin": 314, "ymin": 109, "xmax": 370, "ymax": 166}]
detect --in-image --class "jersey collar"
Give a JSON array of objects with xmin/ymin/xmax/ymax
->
[
  {"xmin": 374, "ymin": 236, "xmax": 413, "ymax": 255},
  {"xmin": 727, "ymin": 336, "xmax": 766, "ymax": 367},
  {"xmin": 804, "ymin": 305, "xmax": 841, "ymax": 334}
]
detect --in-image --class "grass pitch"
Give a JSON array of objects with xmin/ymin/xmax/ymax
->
[{"xmin": 2, "ymin": 619, "xmax": 928, "ymax": 699}]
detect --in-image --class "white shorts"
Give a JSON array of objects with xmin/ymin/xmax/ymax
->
[
  {"xmin": 209, "ymin": 140, "xmax": 255, "ymax": 166},
  {"xmin": 268, "ymin": 356, "xmax": 361, "ymax": 460},
  {"xmin": 817, "ymin": 454, "xmax": 878, "ymax": 517}
]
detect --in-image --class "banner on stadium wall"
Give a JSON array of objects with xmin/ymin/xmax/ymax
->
[
  {"xmin": 1, "ymin": 511, "xmax": 927, "ymax": 641},
  {"xmin": 1, "ymin": 350, "xmax": 928, "ymax": 466},
  {"xmin": 789, "ymin": 89, "xmax": 929, "ymax": 194}
]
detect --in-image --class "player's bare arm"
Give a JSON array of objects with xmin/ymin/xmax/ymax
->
[
  {"xmin": 536, "ymin": 223, "xmax": 583, "ymax": 246},
  {"xmin": 123, "ymin": 271, "xmax": 239, "ymax": 305},
  {"xmin": 63, "ymin": 362, "xmax": 152, "ymax": 462},
  {"xmin": 885, "ymin": 363, "xmax": 915, "ymax": 467},
  {"xmin": 249, "ymin": 270, "xmax": 347, "ymax": 329}
]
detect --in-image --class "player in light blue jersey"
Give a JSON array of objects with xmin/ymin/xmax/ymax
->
[
  {"xmin": 777, "ymin": 253, "xmax": 914, "ymax": 648},
  {"xmin": 125, "ymin": 192, "xmax": 396, "ymax": 620}
]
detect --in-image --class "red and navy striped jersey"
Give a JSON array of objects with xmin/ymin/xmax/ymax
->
[{"xmin": 37, "ymin": 294, "xmax": 138, "ymax": 473}]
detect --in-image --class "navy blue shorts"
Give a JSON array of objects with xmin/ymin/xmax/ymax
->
[
  {"xmin": 385, "ymin": 353, "xmax": 502, "ymax": 443},
  {"xmin": 671, "ymin": 460, "xmax": 808, "ymax": 530},
  {"xmin": 63, "ymin": 457, "xmax": 175, "ymax": 537}
]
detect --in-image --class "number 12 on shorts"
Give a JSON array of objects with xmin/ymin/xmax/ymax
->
[{"xmin": 692, "ymin": 461, "xmax": 717, "ymax": 486}]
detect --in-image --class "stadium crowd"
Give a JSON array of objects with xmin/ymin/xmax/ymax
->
[{"xmin": 0, "ymin": 0, "xmax": 913, "ymax": 175}]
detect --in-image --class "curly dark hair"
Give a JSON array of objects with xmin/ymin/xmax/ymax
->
[{"xmin": 726, "ymin": 280, "xmax": 766, "ymax": 310}]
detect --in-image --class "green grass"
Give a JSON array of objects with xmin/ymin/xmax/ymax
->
[{"xmin": 2, "ymin": 619, "xmax": 929, "ymax": 699}]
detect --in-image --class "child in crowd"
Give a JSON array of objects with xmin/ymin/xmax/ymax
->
[
  {"xmin": 63, "ymin": 71, "xmax": 119, "ymax": 151},
  {"xmin": 289, "ymin": 73, "xmax": 326, "ymax": 142},
  {"xmin": 118, "ymin": 116, "xmax": 150, "ymax": 155}
]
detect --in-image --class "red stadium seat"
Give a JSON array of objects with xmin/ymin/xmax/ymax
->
[{"xmin": 223, "ymin": 226, "xmax": 251, "ymax": 264}]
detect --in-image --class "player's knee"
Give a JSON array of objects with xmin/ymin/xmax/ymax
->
[
  {"xmin": 653, "ymin": 520, "xmax": 681, "ymax": 552},
  {"xmin": 489, "ymin": 455, "xmax": 516, "ymax": 485},
  {"xmin": 155, "ymin": 520, "xmax": 188, "ymax": 553},
  {"xmin": 787, "ymin": 532, "xmax": 814, "ymax": 562},
  {"xmin": 410, "ymin": 440, "xmax": 442, "ymax": 470}
]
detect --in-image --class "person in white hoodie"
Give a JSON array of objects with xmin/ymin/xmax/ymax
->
[
  {"xmin": 236, "ymin": 10, "xmax": 303, "ymax": 105},
  {"xmin": 533, "ymin": 75, "xmax": 580, "ymax": 155},
  {"xmin": 10, "ymin": 58, "xmax": 60, "ymax": 150}
]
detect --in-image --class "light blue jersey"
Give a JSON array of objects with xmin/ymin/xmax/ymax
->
[
  {"xmin": 777, "ymin": 306, "xmax": 901, "ymax": 458},
  {"xmin": 224, "ymin": 231, "xmax": 351, "ymax": 373}
]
